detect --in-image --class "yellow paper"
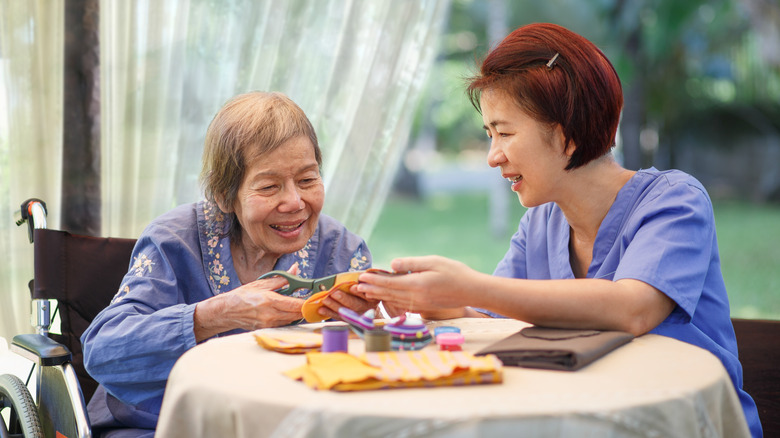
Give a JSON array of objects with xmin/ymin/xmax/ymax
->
[
  {"xmin": 286, "ymin": 350, "xmax": 502, "ymax": 391},
  {"xmin": 254, "ymin": 331, "xmax": 322, "ymax": 354},
  {"xmin": 301, "ymin": 281, "xmax": 357, "ymax": 323},
  {"xmin": 303, "ymin": 352, "xmax": 380, "ymax": 389}
]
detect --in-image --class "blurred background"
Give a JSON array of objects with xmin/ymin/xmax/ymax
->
[
  {"xmin": 1, "ymin": 0, "xmax": 778, "ymax": 342},
  {"xmin": 371, "ymin": 0, "xmax": 780, "ymax": 319}
]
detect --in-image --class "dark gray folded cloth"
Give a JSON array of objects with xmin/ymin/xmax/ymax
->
[{"xmin": 475, "ymin": 326, "xmax": 634, "ymax": 371}]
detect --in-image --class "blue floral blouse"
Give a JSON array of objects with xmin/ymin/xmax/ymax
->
[{"xmin": 81, "ymin": 200, "xmax": 371, "ymax": 430}]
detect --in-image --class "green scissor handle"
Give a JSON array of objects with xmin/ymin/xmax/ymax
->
[{"xmin": 256, "ymin": 270, "xmax": 340, "ymax": 296}]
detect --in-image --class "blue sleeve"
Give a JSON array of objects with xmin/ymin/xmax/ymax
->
[
  {"xmin": 613, "ymin": 179, "xmax": 715, "ymax": 323},
  {"xmin": 494, "ymin": 214, "xmax": 529, "ymax": 280},
  {"xmin": 81, "ymin": 230, "xmax": 203, "ymax": 411}
]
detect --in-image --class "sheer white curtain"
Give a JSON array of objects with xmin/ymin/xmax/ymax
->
[
  {"xmin": 0, "ymin": 0, "xmax": 448, "ymax": 340},
  {"xmin": 0, "ymin": 1, "xmax": 63, "ymax": 341},
  {"xmin": 101, "ymin": 0, "xmax": 450, "ymax": 239}
]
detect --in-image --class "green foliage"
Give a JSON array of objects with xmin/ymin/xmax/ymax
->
[
  {"xmin": 368, "ymin": 192, "xmax": 525, "ymax": 274},
  {"xmin": 414, "ymin": 0, "xmax": 780, "ymax": 161}
]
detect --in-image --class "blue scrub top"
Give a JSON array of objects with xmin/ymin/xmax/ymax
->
[{"xmin": 492, "ymin": 168, "xmax": 761, "ymax": 438}]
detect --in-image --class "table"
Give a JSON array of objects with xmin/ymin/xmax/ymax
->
[{"xmin": 156, "ymin": 318, "xmax": 750, "ymax": 438}]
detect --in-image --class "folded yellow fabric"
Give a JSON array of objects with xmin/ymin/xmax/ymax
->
[
  {"xmin": 301, "ymin": 280, "xmax": 358, "ymax": 323},
  {"xmin": 254, "ymin": 330, "xmax": 322, "ymax": 354},
  {"xmin": 284, "ymin": 350, "xmax": 503, "ymax": 391}
]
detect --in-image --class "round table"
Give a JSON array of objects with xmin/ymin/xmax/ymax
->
[{"xmin": 156, "ymin": 318, "xmax": 749, "ymax": 438}]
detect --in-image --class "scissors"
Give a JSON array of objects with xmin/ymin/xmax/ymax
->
[
  {"xmin": 256, "ymin": 270, "xmax": 364, "ymax": 296},
  {"xmin": 257, "ymin": 268, "xmax": 401, "ymax": 296}
]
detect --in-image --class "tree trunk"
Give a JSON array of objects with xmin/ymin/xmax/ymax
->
[
  {"xmin": 487, "ymin": 0, "xmax": 510, "ymax": 237},
  {"xmin": 620, "ymin": 79, "xmax": 644, "ymax": 171},
  {"xmin": 62, "ymin": 0, "xmax": 100, "ymax": 235},
  {"xmin": 619, "ymin": 18, "xmax": 645, "ymax": 172}
]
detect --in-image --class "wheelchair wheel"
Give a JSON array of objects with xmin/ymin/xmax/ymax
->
[{"xmin": 0, "ymin": 374, "xmax": 43, "ymax": 438}]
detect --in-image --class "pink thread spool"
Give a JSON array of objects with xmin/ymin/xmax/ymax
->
[
  {"xmin": 436, "ymin": 332, "xmax": 464, "ymax": 351},
  {"xmin": 322, "ymin": 324, "xmax": 349, "ymax": 353}
]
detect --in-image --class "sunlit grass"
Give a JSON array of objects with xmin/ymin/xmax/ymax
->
[
  {"xmin": 369, "ymin": 193, "xmax": 780, "ymax": 320},
  {"xmin": 368, "ymin": 192, "xmax": 524, "ymax": 274},
  {"xmin": 714, "ymin": 200, "xmax": 780, "ymax": 319}
]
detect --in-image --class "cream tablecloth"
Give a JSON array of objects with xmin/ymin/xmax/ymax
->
[{"xmin": 156, "ymin": 318, "xmax": 749, "ymax": 437}]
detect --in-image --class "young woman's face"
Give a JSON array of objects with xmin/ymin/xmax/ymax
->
[
  {"xmin": 481, "ymin": 90, "xmax": 571, "ymax": 208},
  {"xmin": 227, "ymin": 136, "xmax": 324, "ymax": 259}
]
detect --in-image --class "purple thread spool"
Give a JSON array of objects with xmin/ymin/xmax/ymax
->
[{"xmin": 322, "ymin": 324, "xmax": 349, "ymax": 353}]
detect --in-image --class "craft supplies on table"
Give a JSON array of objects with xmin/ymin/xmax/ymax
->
[
  {"xmin": 436, "ymin": 332, "xmax": 465, "ymax": 351},
  {"xmin": 283, "ymin": 349, "xmax": 503, "ymax": 391},
  {"xmin": 434, "ymin": 326, "xmax": 461, "ymax": 336},
  {"xmin": 364, "ymin": 329, "xmax": 392, "ymax": 352},
  {"xmin": 338, "ymin": 308, "xmax": 433, "ymax": 350},
  {"xmin": 321, "ymin": 324, "xmax": 350, "ymax": 353}
]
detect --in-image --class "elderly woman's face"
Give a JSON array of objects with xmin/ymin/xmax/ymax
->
[{"xmin": 231, "ymin": 136, "xmax": 324, "ymax": 258}]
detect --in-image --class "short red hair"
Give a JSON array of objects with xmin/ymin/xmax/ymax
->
[{"xmin": 468, "ymin": 23, "xmax": 623, "ymax": 170}]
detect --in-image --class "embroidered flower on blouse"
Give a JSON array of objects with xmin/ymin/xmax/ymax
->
[
  {"xmin": 296, "ymin": 244, "xmax": 310, "ymax": 260},
  {"xmin": 131, "ymin": 254, "xmax": 155, "ymax": 277},
  {"xmin": 210, "ymin": 258, "xmax": 223, "ymax": 275},
  {"xmin": 111, "ymin": 285, "xmax": 130, "ymax": 304},
  {"xmin": 349, "ymin": 247, "xmax": 370, "ymax": 271},
  {"xmin": 207, "ymin": 235, "xmax": 220, "ymax": 254},
  {"xmin": 295, "ymin": 243, "xmax": 312, "ymax": 271},
  {"xmin": 202, "ymin": 201, "xmax": 232, "ymax": 293}
]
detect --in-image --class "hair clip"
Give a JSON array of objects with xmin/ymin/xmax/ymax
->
[{"xmin": 546, "ymin": 52, "xmax": 560, "ymax": 70}]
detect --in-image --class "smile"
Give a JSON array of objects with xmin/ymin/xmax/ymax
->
[{"xmin": 270, "ymin": 221, "xmax": 305, "ymax": 232}]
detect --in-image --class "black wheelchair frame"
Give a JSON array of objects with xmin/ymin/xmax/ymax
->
[{"xmin": 1, "ymin": 198, "xmax": 134, "ymax": 438}]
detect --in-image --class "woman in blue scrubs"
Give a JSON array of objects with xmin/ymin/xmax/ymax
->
[{"xmin": 357, "ymin": 23, "xmax": 762, "ymax": 437}]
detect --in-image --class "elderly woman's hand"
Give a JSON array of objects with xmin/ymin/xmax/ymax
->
[{"xmin": 193, "ymin": 275, "xmax": 304, "ymax": 342}]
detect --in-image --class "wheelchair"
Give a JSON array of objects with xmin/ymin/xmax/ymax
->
[{"xmin": 1, "ymin": 199, "xmax": 136, "ymax": 438}]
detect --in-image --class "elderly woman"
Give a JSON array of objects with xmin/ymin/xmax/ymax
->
[
  {"xmin": 81, "ymin": 91, "xmax": 374, "ymax": 437},
  {"xmin": 356, "ymin": 23, "xmax": 762, "ymax": 437}
]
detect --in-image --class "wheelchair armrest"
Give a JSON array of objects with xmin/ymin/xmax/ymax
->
[{"xmin": 11, "ymin": 333, "xmax": 71, "ymax": 366}]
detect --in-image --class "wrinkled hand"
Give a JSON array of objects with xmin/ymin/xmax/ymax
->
[
  {"xmin": 355, "ymin": 256, "xmax": 474, "ymax": 319},
  {"xmin": 194, "ymin": 264, "xmax": 304, "ymax": 342},
  {"xmin": 226, "ymin": 277, "xmax": 305, "ymax": 329}
]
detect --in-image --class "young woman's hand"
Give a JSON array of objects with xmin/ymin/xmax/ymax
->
[
  {"xmin": 356, "ymin": 256, "xmax": 477, "ymax": 319},
  {"xmin": 317, "ymin": 290, "xmax": 380, "ymax": 321}
]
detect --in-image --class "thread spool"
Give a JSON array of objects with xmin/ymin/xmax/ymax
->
[
  {"xmin": 364, "ymin": 329, "xmax": 391, "ymax": 352},
  {"xmin": 322, "ymin": 324, "xmax": 349, "ymax": 353},
  {"xmin": 434, "ymin": 326, "xmax": 461, "ymax": 337},
  {"xmin": 436, "ymin": 332, "xmax": 464, "ymax": 351}
]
